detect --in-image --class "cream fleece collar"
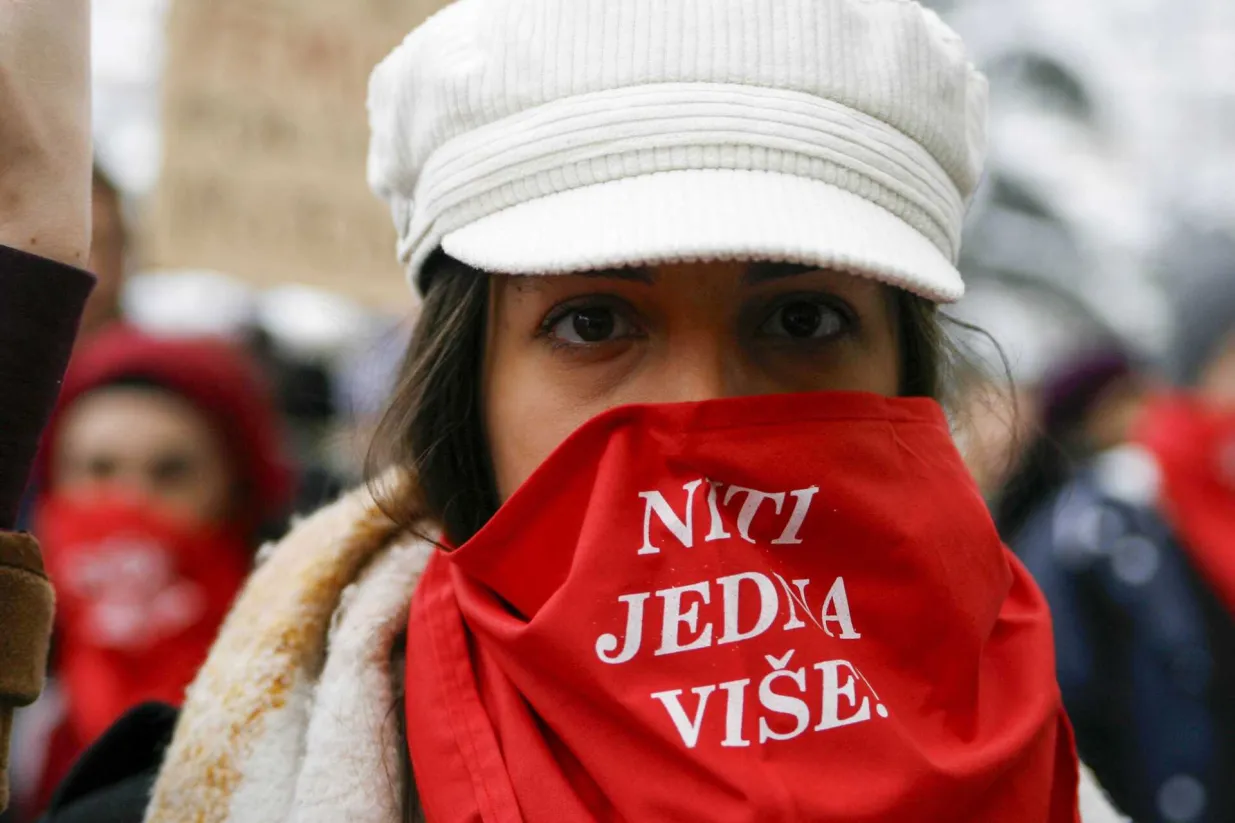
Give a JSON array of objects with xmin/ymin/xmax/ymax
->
[{"xmin": 142, "ymin": 481, "xmax": 429, "ymax": 823}]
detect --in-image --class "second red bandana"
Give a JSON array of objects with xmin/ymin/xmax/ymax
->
[{"xmin": 1138, "ymin": 396, "xmax": 1235, "ymax": 620}]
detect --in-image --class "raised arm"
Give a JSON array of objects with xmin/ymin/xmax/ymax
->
[{"xmin": 0, "ymin": 0, "xmax": 94, "ymax": 810}]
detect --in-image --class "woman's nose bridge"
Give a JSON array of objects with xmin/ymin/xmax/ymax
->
[
  {"xmin": 108, "ymin": 463, "xmax": 160, "ymax": 503},
  {"xmin": 659, "ymin": 332, "xmax": 740, "ymax": 402},
  {"xmin": 86, "ymin": 470, "xmax": 155, "ymax": 508}
]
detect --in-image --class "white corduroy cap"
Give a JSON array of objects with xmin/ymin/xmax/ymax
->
[{"xmin": 368, "ymin": 0, "xmax": 988, "ymax": 303}]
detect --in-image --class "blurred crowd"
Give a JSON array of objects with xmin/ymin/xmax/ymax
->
[
  {"xmin": 2, "ymin": 2, "xmax": 1233, "ymax": 823},
  {"xmin": 956, "ymin": 231, "xmax": 1235, "ymax": 823},
  {"xmin": 938, "ymin": 15, "xmax": 1235, "ymax": 815},
  {"xmin": 1, "ymin": 165, "xmax": 411, "ymax": 822}
]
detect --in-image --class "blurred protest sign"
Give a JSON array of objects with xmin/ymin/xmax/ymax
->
[{"xmin": 145, "ymin": 0, "xmax": 445, "ymax": 309}]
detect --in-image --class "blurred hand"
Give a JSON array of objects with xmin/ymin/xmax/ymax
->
[{"xmin": 0, "ymin": 0, "xmax": 91, "ymax": 267}]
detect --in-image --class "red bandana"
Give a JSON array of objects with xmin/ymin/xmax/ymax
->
[
  {"xmin": 1137, "ymin": 396, "xmax": 1235, "ymax": 619},
  {"xmin": 37, "ymin": 493, "xmax": 250, "ymax": 743},
  {"xmin": 405, "ymin": 392, "xmax": 1079, "ymax": 822}
]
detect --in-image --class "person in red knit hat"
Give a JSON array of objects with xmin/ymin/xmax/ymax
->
[{"xmin": 17, "ymin": 326, "xmax": 294, "ymax": 818}]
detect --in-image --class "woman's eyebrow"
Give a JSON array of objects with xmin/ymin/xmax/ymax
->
[
  {"xmin": 743, "ymin": 262, "xmax": 821, "ymax": 285},
  {"xmin": 511, "ymin": 267, "xmax": 655, "ymax": 291},
  {"xmin": 576, "ymin": 267, "xmax": 655, "ymax": 284}
]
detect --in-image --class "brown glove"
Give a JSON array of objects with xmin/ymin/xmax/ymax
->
[{"xmin": 0, "ymin": 532, "xmax": 55, "ymax": 811}]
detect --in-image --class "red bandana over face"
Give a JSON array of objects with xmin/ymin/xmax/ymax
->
[
  {"xmin": 1138, "ymin": 396, "xmax": 1235, "ymax": 619},
  {"xmin": 405, "ymin": 392, "xmax": 1079, "ymax": 822},
  {"xmin": 37, "ymin": 493, "xmax": 250, "ymax": 743}
]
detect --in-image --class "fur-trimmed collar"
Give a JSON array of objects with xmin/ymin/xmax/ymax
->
[{"xmin": 143, "ymin": 481, "xmax": 429, "ymax": 823}]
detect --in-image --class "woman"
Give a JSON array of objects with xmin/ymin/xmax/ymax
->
[
  {"xmin": 41, "ymin": 0, "xmax": 1115, "ymax": 820},
  {"xmin": 18, "ymin": 326, "xmax": 292, "ymax": 817}
]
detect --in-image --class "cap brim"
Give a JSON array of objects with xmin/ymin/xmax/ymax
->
[{"xmin": 440, "ymin": 169, "xmax": 963, "ymax": 302}]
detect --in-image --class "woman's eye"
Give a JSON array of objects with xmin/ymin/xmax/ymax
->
[
  {"xmin": 549, "ymin": 306, "xmax": 636, "ymax": 345},
  {"xmin": 759, "ymin": 300, "xmax": 846, "ymax": 340},
  {"xmin": 150, "ymin": 454, "xmax": 194, "ymax": 486},
  {"xmin": 85, "ymin": 456, "xmax": 118, "ymax": 480}
]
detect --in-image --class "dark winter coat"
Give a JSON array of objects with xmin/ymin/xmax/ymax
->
[{"xmin": 1013, "ymin": 449, "xmax": 1235, "ymax": 823}]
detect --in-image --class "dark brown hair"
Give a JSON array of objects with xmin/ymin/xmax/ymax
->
[{"xmin": 369, "ymin": 251, "xmax": 955, "ymax": 545}]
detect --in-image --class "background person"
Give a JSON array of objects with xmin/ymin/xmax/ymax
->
[
  {"xmin": 1014, "ymin": 227, "xmax": 1235, "ymax": 823},
  {"xmin": 14, "ymin": 326, "xmax": 293, "ymax": 818},
  {"xmin": 77, "ymin": 165, "xmax": 128, "ymax": 346},
  {"xmin": 994, "ymin": 345, "xmax": 1152, "ymax": 542}
]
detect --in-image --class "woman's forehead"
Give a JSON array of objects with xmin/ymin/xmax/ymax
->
[{"xmin": 58, "ymin": 386, "xmax": 221, "ymax": 453}]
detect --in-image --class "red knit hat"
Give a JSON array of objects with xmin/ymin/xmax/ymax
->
[{"xmin": 39, "ymin": 326, "xmax": 295, "ymax": 529}]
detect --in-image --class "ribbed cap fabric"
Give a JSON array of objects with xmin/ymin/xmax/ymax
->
[{"xmin": 368, "ymin": 0, "xmax": 988, "ymax": 303}]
